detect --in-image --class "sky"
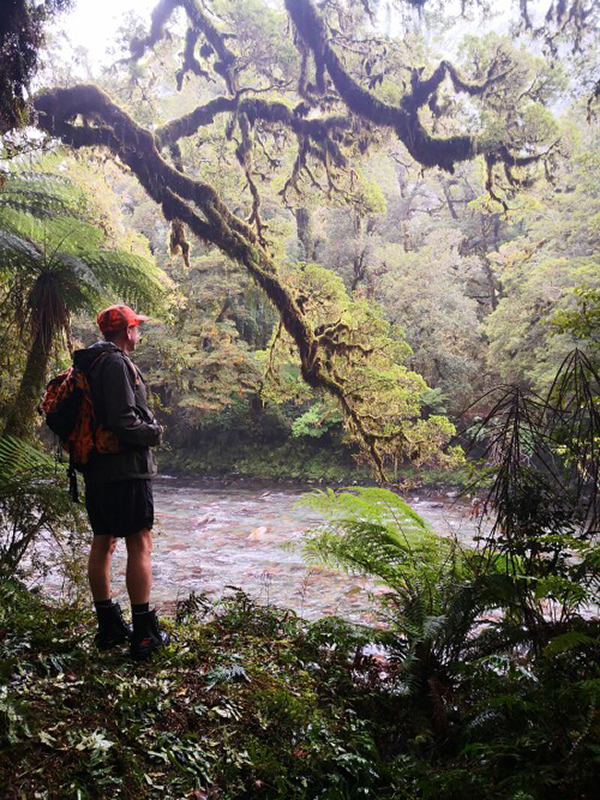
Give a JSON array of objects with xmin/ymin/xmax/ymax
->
[
  {"xmin": 56, "ymin": 0, "xmax": 499, "ymax": 55},
  {"xmin": 54, "ymin": 0, "xmax": 548, "ymax": 69},
  {"xmin": 57, "ymin": 0, "xmax": 158, "ymax": 63}
]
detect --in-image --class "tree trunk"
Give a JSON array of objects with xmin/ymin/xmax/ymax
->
[{"xmin": 3, "ymin": 331, "xmax": 51, "ymax": 440}]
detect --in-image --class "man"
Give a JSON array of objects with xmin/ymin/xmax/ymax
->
[{"xmin": 74, "ymin": 304, "xmax": 168, "ymax": 661}]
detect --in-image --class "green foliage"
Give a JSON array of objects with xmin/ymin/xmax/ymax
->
[
  {"xmin": 551, "ymin": 286, "xmax": 600, "ymax": 360},
  {"xmin": 260, "ymin": 263, "xmax": 459, "ymax": 475},
  {"xmin": 291, "ymin": 401, "xmax": 344, "ymax": 439},
  {"xmin": 377, "ymin": 231, "xmax": 485, "ymax": 411},
  {"xmin": 484, "ymin": 132, "xmax": 600, "ymax": 392},
  {"xmin": 0, "ymin": 435, "xmax": 88, "ymax": 586}
]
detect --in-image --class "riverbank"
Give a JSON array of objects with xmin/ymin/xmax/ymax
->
[
  {"xmin": 158, "ymin": 440, "xmax": 370, "ymax": 484},
  {"xmin": 158, "ymin": 441, "xmax": 473, "ymax": 491},
  {"xmin": 1, "ymin": 578, "xmax": 596, "ymax": 800}
]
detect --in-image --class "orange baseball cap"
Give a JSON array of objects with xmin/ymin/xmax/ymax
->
[{"xmin": 97, "ymin": 304, "xmax": 149, "ymax": 333}]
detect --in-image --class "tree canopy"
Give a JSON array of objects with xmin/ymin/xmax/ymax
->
[{"xmin": 0, "ymin": 0, "xmax": 597, "ymax": 478}]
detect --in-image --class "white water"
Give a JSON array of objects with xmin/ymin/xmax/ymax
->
[{"xmin": 106, "ymin": 478, "xmax": 481, "ymax": 622}]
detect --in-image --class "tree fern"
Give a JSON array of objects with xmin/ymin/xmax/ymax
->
[{"xmin": 0, "ymin": 168, "xmax": 168, "ymax": 438}]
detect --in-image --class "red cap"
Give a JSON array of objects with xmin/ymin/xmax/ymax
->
[{"xmin": 97, "ymin": 304, "xmax": 149, "ymax": 334}]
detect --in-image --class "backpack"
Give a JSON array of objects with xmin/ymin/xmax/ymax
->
[{"xmin": 39, "ymin": 352, "xmax": 122, "ymax": 500}]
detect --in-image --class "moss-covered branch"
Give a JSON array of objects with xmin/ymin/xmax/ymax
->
[
  {"xmin": 155, "ymin": 96, "xmax": 348, "ymax": 161},
  {"xmin": 34, "ymin": 84, "xmax": 389, "ymax": 479},
  {"xmin": 128, "ymin": 0, "xmax": 238, "ymax": 94},
  {"xmin": 283, "ymin": 0, "xmax": 547, "ymax": 174}
]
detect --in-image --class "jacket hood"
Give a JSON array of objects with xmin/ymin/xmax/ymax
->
[{"xmin": 73, "ymin": 341, "xmax": 121, "ymax": 370}]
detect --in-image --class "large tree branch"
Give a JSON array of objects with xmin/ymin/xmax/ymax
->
[
  {"xmin": 34, "ymin": 84, "xmax": 389, "ymax": 480},
  {"xmin": 154, "ymin": 94, "xmax": 350, "ymax": 221},
  {"xmin": 283, "ymin": 0, "xmax": 539, "ymax": 173},
  {"xmin": 155, "ymin": 95, "xmax": 349, "ymax": 169}
]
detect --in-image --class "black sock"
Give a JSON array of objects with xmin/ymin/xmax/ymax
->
[
  {"xmin": 132, "ymin": 602, "xmax": 150, "ymax": 615},
  {"xmin": 94, "ymin": 599, "xmax": 112, "ymax": 610}
]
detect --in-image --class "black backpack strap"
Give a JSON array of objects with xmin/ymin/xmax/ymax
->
[
  {"xmin": 67, "ymin": 443, "xmax": 80, "ymax": 503},
  {"xmin": 121, "ymin": 353, "xmax": 140, "ymax": 386}
]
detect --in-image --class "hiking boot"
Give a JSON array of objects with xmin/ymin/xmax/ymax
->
[
  {"xmin": 95, "ymin": 602, "xmax": 132, "ymax": 650},
  {"xmin": 130, "ymin": 609, "xmax": 169, "ymax": 661}
]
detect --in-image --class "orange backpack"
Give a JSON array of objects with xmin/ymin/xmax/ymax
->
[{"xmin": 39, "ymin": 353, "xmax": 122, "ymax": 498}]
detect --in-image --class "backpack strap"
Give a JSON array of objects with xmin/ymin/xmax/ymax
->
[
  {"xmin": 67, "ymin": 443, "xmax": 80, "ymax": 503},
  {"xmin": 88, "ymin": 350, "xmax": 111, "ymax": 373},
  {"xmin": 121, "ymin": 353, "xmax": 140, "ymax": 386}
]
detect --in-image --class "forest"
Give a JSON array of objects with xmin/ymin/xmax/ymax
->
[{"xmin": 0, "ymin": 0, "xmax": 598, "ymax": 798}]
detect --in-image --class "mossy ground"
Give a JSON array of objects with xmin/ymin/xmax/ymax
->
[{"xmin": 0, "ymin": 581, "xmax": 398, "ymax": 800}]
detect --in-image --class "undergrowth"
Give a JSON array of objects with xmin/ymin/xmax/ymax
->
[
  {"xmin": 159, "ymin": 441, "xmax": 471, "ymax": 489},
  {"xmin": 0, "ymin": 577, "xmax": 597, "ymax": 800}
]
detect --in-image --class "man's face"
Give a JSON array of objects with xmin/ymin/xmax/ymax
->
[{"xmin": 125, "ymin": 324, "xmax": 140, "ymax": 352}]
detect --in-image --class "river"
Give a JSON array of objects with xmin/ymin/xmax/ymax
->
[{"xmin": 95, "ymin": 477, "xmax": 480, "ymax": 624}]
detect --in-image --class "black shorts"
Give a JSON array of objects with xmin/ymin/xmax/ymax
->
[{"xmin": 85, "ymin": 479, "xmax": 154, "ymax": 537}]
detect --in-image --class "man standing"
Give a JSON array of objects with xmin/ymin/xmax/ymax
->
[{"xmin": 74, "ymin": 304, "xmax": 168, "ymax": 660}]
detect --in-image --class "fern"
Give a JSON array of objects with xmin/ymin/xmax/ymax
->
[
  {"xmin": 0, "ymin": 436, "xmax": 86, "ymax": 576},
  {"xmin": 543, "ymin": 631, "xmax": 599, "ymax": 657},
  {"xmin": 0, "ymin": 435, "xmax": 55, "ymax": 484},
  {"xmin": 0, "ymin": 172, "xmax": 83, "ymax": 219},
  {"xmin": 302, "ymin": 487, "xmax": 462, "ymax": 593},
  {"xmin": 300, "ymin": 487, "xmax": 537, "ymax": 715}
]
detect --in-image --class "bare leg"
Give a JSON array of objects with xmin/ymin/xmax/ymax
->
[
  {"xmin": 125, "ymin": 528, "xmax": 152, "ymax": 605},
  {"xmin": 88, "ymin": 535, "xmax": 117, "ymax": 601}
]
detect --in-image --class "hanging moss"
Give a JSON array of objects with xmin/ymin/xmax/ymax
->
[
  {"xmin": 168, "ymin": 219, "xmax": 191, "ymax": 268},
  {"xmin": 283, "ymin": 0, "xmax": 548, "ymax": 176}
]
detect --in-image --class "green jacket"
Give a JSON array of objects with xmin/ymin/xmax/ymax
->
[{"xmin": 73, "ymin": 342, "xmax": 161, "ymax": 484}]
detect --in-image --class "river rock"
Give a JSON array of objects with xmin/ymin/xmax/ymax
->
[
  {"xmin": 195, "ymin": 514, "xmax": 216, "ymax": 526},
  {"xmin": 247, "ymin": 526, "xmax": 269, "ymax": 540}
]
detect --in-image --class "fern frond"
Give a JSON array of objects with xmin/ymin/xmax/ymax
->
[
  {"xmin": 0, "ymin": 436, "xmax": 55, "ymax": 487},
  {"xmin": 302, "ymin": 488, "xmax": 461, "ymax": 595},
  {"xmin": 0, "ymin": 172, "xmax": 83, "ymax": 219}
]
